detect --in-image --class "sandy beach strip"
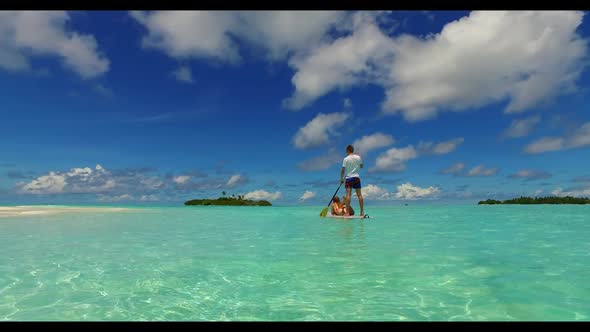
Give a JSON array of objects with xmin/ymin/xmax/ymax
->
[{"xmin": 0, "ymin": 205, "xmax": 133, "ymax": 217}]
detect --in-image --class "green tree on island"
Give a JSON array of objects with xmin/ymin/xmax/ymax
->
[{"xmin": 478, "ymin": 196, "xmax": 590, "ymax": 205}]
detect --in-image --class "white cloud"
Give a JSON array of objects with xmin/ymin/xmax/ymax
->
[
  {"xmin": 226, "ymin": 174, "xmax": 247, "ymax": 187},
  {"xmin": 140, "ymin": 177, "xmax": 165, "ymax": 190},
  {"xmin": 19, "ymin": 172, "xmax": 67, "ymax": 194},
  {"xmin": 284, "ymin": 11, "xmax": 588, "ymax": 121},
  {"xmin": 139, "ymin": 194, "xmax": 159, "ymax": 201},
  {"xmin": 292, "ymin": 112, "xmax": 350, "ymax": 149},
  {"xmin": 234, "ymin": 11, "xmax": 347, "ymax": 61},
  {"xmin": 298, "ymin": 148, "xmax": 342, "ymax": 171},
  {"xmin": 173, "ymin": 175, "xmax": 192, "ymax": 184},
  {"xmin": 394, "ymin": 182, "xmax": 440, "ymax": 200},
  {"xmin": 384, "ymin": 11, "xmax": 588, "ymax": 121},
  {"xmin": 509, "ymin": 169, "xmax": 552, "ymax": 181},
  {"xmin": 551, "ymin": 187, "xmax": 590, "ymax": 197},
  {"xmin": 370, "ymin": 146, "xmax": 417, "ymax": 172},
  {"xmin": 569, "ymin": 122, "xmax": 590, "ymax": 149},
  {"xmin": 171, "ymin": 65, "xmax": 194, "ymax": 83},
  {"xmin": 370, "ymin": 136, "xmax": 463, "ymax": 173},
  {"xmin": 441, "ymin": 162, "xmax": 465, "ymax": 175},
  {"xmin": 130, "ymin": 11, "xmax": 241, "ymax": 63},
  {"xmin": 362, "ymin": 184, "xmax": 392, "ymax": 200},
  {"xmin": 18, "ymin": 164, "xmax": 163, "ymax": 195},
  {"xmin": 352, "ymin": 132, "xmax": 395, "ymax": 155},
  {"xmin": 501, "ymin": 115, "xmax": 541, "ymax": 139},
  {"xmin": 243, "ymin": 189, "xmax": 282, "ymax": 201},
  {"xmin": 524, "ymin": 137, "xmax": 566, "ymax": 153},
  {"xmin": 417, "ymin": 137, "xmax": 464, "ymax": 155},
  {"xmin": 283, "ymin": 15, "xmax": 395, "ymax": 110},
  {"xmin": 467, "ymin": 165, "xmax": 498, "ymax": 177},
  {"xmin": 524, "ymin": 122, "xmax": 590, "ymax": 153},
  {"xmin": 0, "ymin": 11, "xmax": 109, "ymax": 78},
  {"xmin": 299, "ymin": 190, "xmax": 316, "ymax": 201},
  {"xmin": 130, "ymin": 11, "xmax": 346, "ymax": 64},
  {"xmin": 98, "ymin": 194, "xmax": 134, "ymax": 202}
]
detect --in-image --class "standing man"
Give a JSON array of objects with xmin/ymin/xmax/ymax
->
[{"xmin": 340, "ymin": 144, "xmax": 364, "ymax": 217}]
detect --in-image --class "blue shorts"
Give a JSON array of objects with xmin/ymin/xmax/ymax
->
[{"xmin": 345, "ymin": 177, "xmax": 361, "ymax": 189}]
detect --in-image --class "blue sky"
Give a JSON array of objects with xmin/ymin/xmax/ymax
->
[{"xmin": 1, "ymin": 10, "xmax": 590, "ymax": 206}]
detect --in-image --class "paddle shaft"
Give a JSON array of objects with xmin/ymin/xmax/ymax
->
[{"xmin": 326, "ymin": 183, "xmax": 343, "ymax": 207}]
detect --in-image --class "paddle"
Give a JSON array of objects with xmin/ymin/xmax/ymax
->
[{"xmin": 320, "ymin": 182, "xmax": 343, "ymax": 217}]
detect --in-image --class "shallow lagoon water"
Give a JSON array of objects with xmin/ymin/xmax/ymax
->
[{"xmin": 1, "ymin": 205, "xmax": 589, "ymax": 321}]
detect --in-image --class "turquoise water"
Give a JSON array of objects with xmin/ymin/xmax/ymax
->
[{"xmin": 1, "ymin": 205, "xmax": 589, "ymax": 321}]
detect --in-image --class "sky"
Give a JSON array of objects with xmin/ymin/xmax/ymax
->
[{"xmin": 1, "ymin": 10, "xmax": 590, "ymax": 206}]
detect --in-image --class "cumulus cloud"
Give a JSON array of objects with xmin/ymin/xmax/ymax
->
[
  {"xmin": 173, "ymin": 175, "xmax": 192, "ymax": 184},
  {"xmin": 370, "ymin": 146, "xmax": 417, "ymax": 172},
  {"xmin": 226, "ymin": 174, "xmax": 248, "ymax": 187},
  {"xmin": 352, "ymin": 132, "xmax": 395, "ymax": 155},
  {"xmin": 440, "ymin": 162, "xmax": 465, "ymax": 175},
  {"xmin": 98, "ymin": 194, "xmax": 134, "ymax": 202},
  {"xmin": 394, "ymin": 182, "xmax": 440, "ymax": 200},
  {"xmin": 552, "ymin": 186, "xmax": 590, "ymax": 197},
  {"xmin": 370, "ymin": 137, "xmax": 462, "ymax": 173},
  {"xmin": 130, "ymin": 11, "xmax": 242, "ymax": 62},
  {"xmin": 130, "ymin": 11, "xmax": 346, "ymax": 64},
  {"xmin": 509, "ymin": 169, "xmax": 552, "ymax": 181},
  {"xmin": 139, "ymin": 194, "xmax": 159, "ymax": 201},
  {"xmin": 233, "ymin": 11, "xmax": 347, "ymax": 61},
  {"xmin": 382, "ymin": 12, "xmax": 588, "ymax": 121},
  {"xmin": 362, "ymin": 182, "xmax": 441, "ymax": 200},
  {"xmin": 298, "ymin": 149, "xmax": 342, "ymax": 171},
  {"xmin": 283, "ymin": 15, "xmax": 395, "ymax": 110},
  {"xmin": 284, "ymin": 11, "xmax": 588, "ymax": 121},
  {"xmin": 467, "ymin": 165, "xmax": 498, "ymax": 177},
  {"xmin": 0, "ymin": 11, "xmax": 109, "ymax": 78},
  {"xmin": 501, "ymin": 115, "xmax": 541, "ymax": 139},
  {"xmin": 18, "ymin": 164, "xmax": 163, "ymax": 195},
  {"xmin": 525, "ymin": 122, "xmax": 590, "ymax": 153},
  {"xmin": 299, "ymin": 190, "xmax": 316, "ymax": 201},
  {"xmin": 525, "ymin": 137, "xmax": 566, "ymax": 153},
  {"xmin": 171, "ymin": 65, "xmax": 194, "ymax": 83},
  {"xmin": 417, "ymin": 137, "xmax": 464, "ymax": 155},
  {"xmin": 293, "ymin": 112, "xmax": 350, "ymax": 149},
  {"xmin": 362, "ymin": 184, "xmax": 392, "ymax": 200},
  {"xmin": 19, "ymin": 172, "xmax": 67, "ymax": 194},
  {"xmin": 243, "ymin": 189, "xmax": 282, "ymax": 201}
]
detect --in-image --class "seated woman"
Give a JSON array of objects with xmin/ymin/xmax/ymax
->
[
  {"xmin": 331, "ymin": 196, "xmax": 345, "ymax": 216},
  {"xmin": 342, "ymin": 195, "xmax": 355, "ymax": 216}
]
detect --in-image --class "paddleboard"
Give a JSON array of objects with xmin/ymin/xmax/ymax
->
[{"xmin": 325, "ymin": 214, "xmax": 371, "ymax": 219}]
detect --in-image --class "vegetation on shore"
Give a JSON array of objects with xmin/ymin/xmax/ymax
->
[
  {"xmin": 478, "ymin": 196, "xmax": 590, "ymax": 205},
  {"xmin": 184, "ymin": 192, "xmax": 271, "ymax": 206}
]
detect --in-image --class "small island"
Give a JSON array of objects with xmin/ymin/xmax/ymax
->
[
  {"xmin": 478, "ymin": 196, "xmax": 590, "ymax": 205},
  {"xmin": 185, "ymin": 192, "xmax": 271, "ymax": 206}
]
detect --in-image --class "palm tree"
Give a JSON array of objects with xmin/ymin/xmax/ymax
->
[{"xmin": 222, "ymin": 191, "xmax": 226, "ymax": 197}]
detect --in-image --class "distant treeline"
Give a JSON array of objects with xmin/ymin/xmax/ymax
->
[
  {"xmin": 184, "ymin": 196, "xmax": 271, "ymax": 206},
  {"xmin": 478, "ymin": 196, "xmax": 590, "ymax": 205}
]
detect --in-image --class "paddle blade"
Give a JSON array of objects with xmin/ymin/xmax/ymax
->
[{"xmin": 319, "ymin": 206, "xmax": 329, "ymax": 217}]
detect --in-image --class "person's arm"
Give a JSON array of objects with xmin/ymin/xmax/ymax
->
[{"xmin": 340, "ymin": 167, "xmax": 345, "ymax": 184}]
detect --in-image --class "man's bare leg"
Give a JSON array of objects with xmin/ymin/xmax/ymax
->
[
  {"xmin": 356, "ymin": 188, "xmax": 364, "ymax": 216},
  {"xmin": 344, "ymin": 187, "xmax": 352, "ymax": 216}
]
